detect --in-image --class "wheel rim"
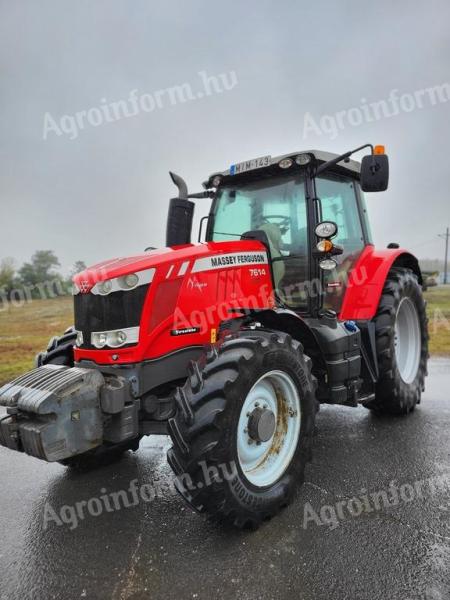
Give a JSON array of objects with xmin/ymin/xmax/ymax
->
[
  {"xmin": 237, "ymin": 370, "xmax": 301, "ymax": 487},
  {"xmin": 394, "ymin": 297, "xmax": 421, "ymax": 384}
]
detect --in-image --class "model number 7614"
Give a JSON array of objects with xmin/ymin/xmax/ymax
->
[{"xmin": 249, "ymin": 268, "xmax": 266, "ymax": 277}]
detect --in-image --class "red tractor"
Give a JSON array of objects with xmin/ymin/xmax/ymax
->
[{"xmin": 0, "ymin": 144, "xmax": 428, "ymax": 528}]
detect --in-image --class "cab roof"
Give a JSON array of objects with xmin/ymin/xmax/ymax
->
[{"xmin": 205, "ymin": 150, "xmax": 361, "ymax": 188}]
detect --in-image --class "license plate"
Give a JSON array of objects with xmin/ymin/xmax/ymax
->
[{"xmin": 230, "ymin": 155, "xmax": 271, "ymax": 175}]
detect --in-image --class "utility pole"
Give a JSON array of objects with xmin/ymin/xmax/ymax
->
[{"xmin": 438, "ymin": 227, "xmax": 449, "ymax": 284}]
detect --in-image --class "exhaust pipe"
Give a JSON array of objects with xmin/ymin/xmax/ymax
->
[{"xmin": 166, "ymin": 172, "xmax": 195, "ymax": 247}]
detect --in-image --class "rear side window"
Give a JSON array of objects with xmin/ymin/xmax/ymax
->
[
  {"xmin": 316, "ymin": 175, "xmax": 366, "ymax": 314},
  {"xmin": 316, "ymin": 176, "xmax": 365, "ymax": 255}
]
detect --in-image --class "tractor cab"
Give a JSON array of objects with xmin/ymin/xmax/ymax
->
[{"xmin": 201, "ymin": 147, "xmax": 388, "ymax": 314}]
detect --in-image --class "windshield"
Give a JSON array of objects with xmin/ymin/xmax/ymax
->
[
  {"xmin": 210, "ymin": 173, "xmax": 309, "ymax": 309},
  {"xmin": 210, "ymin": 174, "xmax": 307, "ymax": 248}
]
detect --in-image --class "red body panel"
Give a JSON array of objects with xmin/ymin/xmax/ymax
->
[
  {"xmin": 339, "ymin": 245, "xmax": 413, "ymax": 320},
  {"xmin": 74, "ymin": 241, "xmax": 275, "ymax": 365},
  {"xmin": 73, "ymin": 240, "xmax": 414, "ymax": 366}
]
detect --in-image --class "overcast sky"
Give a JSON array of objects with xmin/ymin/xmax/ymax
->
[{"xmin": 1, "ymin": 0, "xmax": 449, "ymax": 274}]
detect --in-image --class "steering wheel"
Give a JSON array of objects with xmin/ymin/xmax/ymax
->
[{"xmin": 260, "ymin": 215, "xmax": 291, "ymax": 233}]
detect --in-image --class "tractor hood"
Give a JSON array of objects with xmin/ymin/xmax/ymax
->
[{"xmin": 72, "ymin": 240, "xmax": 267, "ymax": 294}]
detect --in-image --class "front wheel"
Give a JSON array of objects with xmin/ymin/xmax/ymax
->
[
  {"xmin": 167, "ymin": 330, "xmax": 317, "ymax": 529},
  {"xmin": 364, "ymin": 268, "xmax": 428, "ymax": 415}
]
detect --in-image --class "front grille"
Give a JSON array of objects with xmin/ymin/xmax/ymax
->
[{"xmin": 74, "ymin": 286, "xmax": 149, "ymax": 348}]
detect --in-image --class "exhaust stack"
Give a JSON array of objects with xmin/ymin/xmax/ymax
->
[{"xmin": 166, "ymin": 172, "xmax": 195, "ymax": 247}]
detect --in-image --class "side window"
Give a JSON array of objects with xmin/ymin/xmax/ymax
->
[
  {"xmin": 357, "ymin": 184, "xmax": 374, "ymax": 243},
  {"xmin": 316, "ymin": 176, "xmax": 365, "ymax": 313},
  {"xmin": 316, "ymin": 176, "xmax": 364, "ymax": 256}
]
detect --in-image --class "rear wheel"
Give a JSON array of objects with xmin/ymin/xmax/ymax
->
[
  {"xmin": 364, "ymin": 268, "xmax": 428, "ymax": 415},
  {"xmin": 167, "ymin": 330, "xmax": 317, "ymax": 529},
  {"xmin": 37, "ymin": 328, "xmax": 140, "ymax": 469}
]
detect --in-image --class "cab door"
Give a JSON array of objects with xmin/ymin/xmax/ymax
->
[{"xmin": 315, "ymin": 174, "xmax": 367, "ymax": 313}]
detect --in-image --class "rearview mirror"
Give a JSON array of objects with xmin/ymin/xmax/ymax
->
[{"xmin": 360, "ymin": 153, "xmax": 389, "ymax": 192}]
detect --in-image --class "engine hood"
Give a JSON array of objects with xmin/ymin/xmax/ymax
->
[{"xmin": 72, "ymin": 240, "xmax": 267, "ymax": 293}]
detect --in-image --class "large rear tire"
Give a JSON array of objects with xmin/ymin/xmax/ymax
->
[
  {"xmin": 37, "ymin": 328, "xmax": 140, "ymax": 469},
  {"xmin": 167, "ymin": 330, "xmax": 317, "ymax": 529},
  {"xmin": 364, "ymin": 268, "xmax": 428, "ymax": 415}
]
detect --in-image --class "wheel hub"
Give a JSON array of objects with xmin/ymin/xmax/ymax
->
[
  {"xmin": 247, "ymin": 407, "xmax": 276, "ymax": 443},
  {"xmin": 237, "ymin": 370, "xmax": 302, "ymax": 487}
]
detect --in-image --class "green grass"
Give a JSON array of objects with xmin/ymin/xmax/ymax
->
[
  {"xmin": 0, "ymin": 286, "xmax": 449, "ymax": 386},
  {"xmin": 0, "ymin": 295, "xmax": 73, "ymax": 385},
  {"xmin": 424, "ymin": 285, "xmax": 450, "ymax": 356}
]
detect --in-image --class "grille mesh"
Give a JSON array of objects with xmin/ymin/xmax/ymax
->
[{"xmin": 74, "ymin": 285, "xmax": 149, "ymax": 348}]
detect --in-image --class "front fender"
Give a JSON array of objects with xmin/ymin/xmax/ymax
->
[{"xmin": 339, "ymin": 245, "xmax": 422, "ymax": 321}]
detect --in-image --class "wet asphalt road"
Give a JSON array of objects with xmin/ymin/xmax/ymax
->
[{"xmin": 0, "ymin": 359, "xmax": 449, "ymax": 600}]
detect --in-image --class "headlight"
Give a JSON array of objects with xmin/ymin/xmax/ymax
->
[
  {"xmin": 315, "ymin": 221, "xmax": 338, "ymax": 239},
  {"xmin": 91, "ymin": 327, "xmax": 139, "ymax": 349},
  {"xmin": 319, "ymin": 258, "xmax": 337, "ymax": 271},
  {"xmin": 76, "ymin": 331, "xmax": 84, "ymax": 346},
  {"xmin": 107, "ymin": 330, "xmax": 127, "ymax": 347},
  {"xmin": 92, "ymin": 332, "xmax": 108, "ymax": 348},
  {"xmin": 90, "ymin": 268, "xmax": 155, "ymax": 296},
  {"xmin": 97, "ymin": 280, "xmax": 113, "ymax": 295},
  {"xmin": 118, "ymin": 273, "xmax": 139, "ymax": 290},
  {"xmin": 278, "ymin": 158, "xmax": 293, "ymax": 169},
  {"xmin": 295, "ymin": 154, "xmax": 311, "ymax": 166}
]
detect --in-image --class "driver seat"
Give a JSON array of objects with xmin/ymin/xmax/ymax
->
[{"xmin": 257, "ymin": 223, "xmax": 285, "ymax": 292}]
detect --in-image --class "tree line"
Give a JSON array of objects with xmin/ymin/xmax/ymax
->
[{"xmin": 0, "ymin": 251, "xmax": 86, "ymax": 301}]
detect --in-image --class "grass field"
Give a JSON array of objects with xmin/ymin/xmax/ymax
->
[
  {"xmin": 423, "ymin": 285, "xmax": 450, "ymax": 355},
  {"xmin": 0, "ymin": 287, "xmax": 449, "ymax": 386},
  {"xmin": 0, "ymin": 295, "xmax": 73, "ymax": 385}
]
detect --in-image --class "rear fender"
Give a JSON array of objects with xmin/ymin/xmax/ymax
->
[{"xmin": 339, "ymin": 245, "xmax": 423, "ymax": 321}]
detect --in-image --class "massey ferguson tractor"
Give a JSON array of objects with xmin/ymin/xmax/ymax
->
[{"xmin": 0, "ymin": 144, "xmax": 428, "ymax": 528}]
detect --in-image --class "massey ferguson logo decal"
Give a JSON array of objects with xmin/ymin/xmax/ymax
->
[
  {"xmin": 79, "ymin": 281, "xmax": 91, "ymax": 293},
  {"xmin": 192, "ymin": 252, "xmax": 268, "ymax": 273}
]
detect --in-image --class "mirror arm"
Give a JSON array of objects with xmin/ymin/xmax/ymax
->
[
  {"xmin": 315, "ymin": 143, "xmax": 374, "ymax": 175},
  {"xmin": 188, "ymin": 191, "xmax": 215, "ymax": 199}
]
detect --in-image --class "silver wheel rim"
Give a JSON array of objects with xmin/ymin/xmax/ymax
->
[
  {"xmin": 394, "ymin": 297, "xmax": 421, "ymax": 384},
  {"xmin": 237, "ymin": 370, "xmax": 301, "ymax": 487}
]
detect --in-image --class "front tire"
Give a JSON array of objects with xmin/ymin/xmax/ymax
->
[
  {"xmin": 167, "ymin": 330, "xmax": 317, "ymax": 529},
  {"xmin": 364, "ymin": 268, "xmax": 428, "ymax": 415},
  {"xmin": 35, "ymin": 326, "xmax": 77, "ymax": 367}
]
